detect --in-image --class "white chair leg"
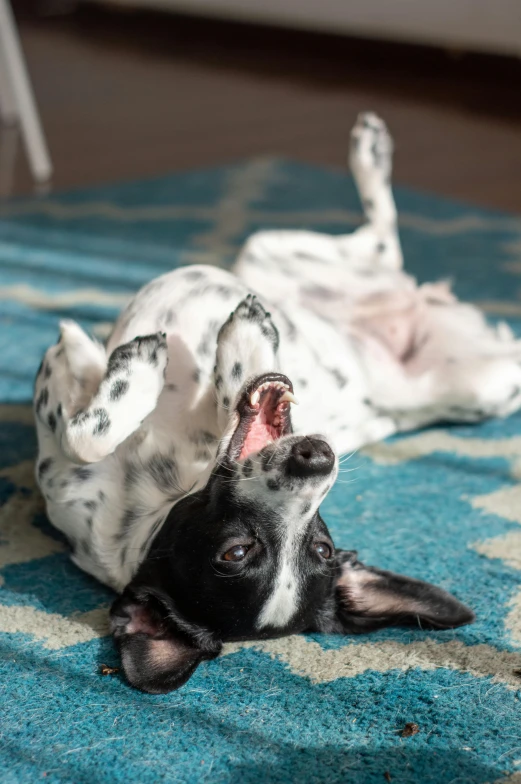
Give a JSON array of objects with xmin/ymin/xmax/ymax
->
[{"xmin": 0, "ymin": 0, "xmax": 52, "ymax": 183}]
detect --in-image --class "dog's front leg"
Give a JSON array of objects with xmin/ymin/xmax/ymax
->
[
  {"xmin": 214, "ymin": 295, "xmax": 280, "ymax": 430},
  {"xmin": 35, "ymin": 321, "xmax": 168, "ymax": 464}
]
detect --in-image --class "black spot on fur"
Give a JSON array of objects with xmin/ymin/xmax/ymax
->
[
  {"xmin": 197, "ymin": 319, "xmax": 220, "ymax": 358},
  {"xmin": 86, "ymin": 516, "xmax": 93, "ymax": 529},
  {"xmin": 71, "ymin": 410, "xmax": 91, "ymax": 427},
  {"xmin": 330, "ymin": 369, "xmax": 348, "ymax": 389},
  {"xmin": 44, "ymin": 363, "xmax": 52, "ymax": 380},
  {"xmin": 266, "ymin": 478, "xmax": 280, "ymax": 491},
  {"xmin": 107, "ymin": 344, "xmax": 135, "ymax": 377},
  {"xmin": 215, "ymin": 374, "xmax": 223, "ymax": 390},
  {"xmin": 162, "ymin": 308, "xmax": 176, "ymax": 326},
  {"xmin": 92, "ymin": 408, "xmax": 110, "ymax": 436},
  {"xmin": 147, "ymin": 454, "xmax": 178, "ymax": 494},
  {"xmin": 260, "ymin": 322, "xmax": 279, "ymax": 353},
  {"xmin": 298, "ymin": 378, "xmax": 308, "ymax": 388},
  {"xmin": 55, "ymin": 347, "xmax": 64, "ymax": 359},
  {"xmin": 73, "ymin": 467, "xmax": 92, "ymax": 482},
  {"xmin": 231, "ymin": 362, "xmax": 243, "ymax": 381},
  {"xmin": 124, "ymin": 461, "xmax": 140, "ymax": 489},
  {"xmin": 120, "ymin": 545, "xmax": 128, "ymax": 567},
  {"xmin": 301, "ymin": 502, "xmax": 311, "ymax": 515},
  {"xmin": 189, "ymin": 283, "xmax": 236, "ymax": 300},
  {"xmin": 35, "ymin": 387, "xmax": 49, "ymax": 415},
  {"xmin": 261, "ymin": 450, "xmax": 276, "ymax": 472},
  {"xmin": 242, "ymin": 459, "xmax": 253, "ymax": 478},
  {"xmin": 38, "ymin": 457, "xmax": 54, "ymax": 479},
  {"xmin": 110, "ymin": 379, "xmax": 129, "ymax": 402},
  {"xmin": 56, "ymin": 403, "xmax": 62, "ymax": 418},
  {"xmin": 118, "ymin": 509, "xmax": 138, "ymax": 540},
  {"xmin": 197, "ymin": 338, "xmax": 211, "ymax": 357},
  {"xmin": 84, "ymin": 500, "xmax": 97, "ymax": 511},
  {"xmin": 376, "ymin": 242, "xmax": 386, "ymax": 254},
  {"xmin": 47, "ymin": 412, "xmax": 57, "ymax": 433},
  {"xmin": 98, "ymin": 490, "xmax": 106, "ymax": 502},
  {"xmin": 192, "ymin": 368, "xmax": 201, "ymax": 384},
  {"xmin": 184, "ymin": 269, "xmax": 205, "ymax": 282},
  {"xmin": 222, "ymin": 396, "xmax": 230, "ymax": 409},
  {"xmin": 191, "ymin": 430, "xmax": 218, "ymax": 447}
]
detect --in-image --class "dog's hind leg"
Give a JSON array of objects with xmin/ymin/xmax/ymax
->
[
  {"xmin": 234, "ymin": 113, "xmax": 402, "ymax": 305},
  {"xmin": 342, "ymin": 111, "xmax": 403, "ymax": 271},
  {"xmin": 35, "ymin": 321, "xmax": 168, "ymax": 464},
  {"xmin": 214, "ymin": 295, "xmax": 280, "ymax": 430}
]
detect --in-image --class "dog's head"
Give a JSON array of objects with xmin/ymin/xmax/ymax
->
[{"xmin": 110, "ymin": 373, "xmax": 474, "ymax": 692}]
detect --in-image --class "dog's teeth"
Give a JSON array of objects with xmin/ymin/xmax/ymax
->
[
  {"xmin": 250, "ymin": 390, "xmax": 260, "ymax": 406},
  {"xmin": 279, "ymin": 391, "xmax": 298, "ymax": 405}
]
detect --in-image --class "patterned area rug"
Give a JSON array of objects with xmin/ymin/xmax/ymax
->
[{"xmin": 1, "ymin": 159, "xmax": 521, "ymax": 784}]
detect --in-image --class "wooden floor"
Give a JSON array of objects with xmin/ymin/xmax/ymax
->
[{"xmin": 4, "ymin": 6, "xmax": 521, "ymax": 212}]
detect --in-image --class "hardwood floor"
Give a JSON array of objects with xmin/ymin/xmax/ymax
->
[{"xmin": 4, "ymin": 6, "xmax": 521, "ymax": 212}]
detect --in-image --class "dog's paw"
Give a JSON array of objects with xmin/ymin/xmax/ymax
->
[
  {"xmin": 107, "ymin": 332, "xmax": 168, "ymax": 378},
  {"xmin": 350, "ymin": 112, "xmax": 393, "ymax": 182},
  {"xmin": 219, "ymin": 295, "xmax": 279, "ymax": 353}
]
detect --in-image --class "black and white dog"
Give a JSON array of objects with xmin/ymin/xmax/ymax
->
[{"xmin": 34, "ymin": 114, "xmax": 521, "ymax": 692}]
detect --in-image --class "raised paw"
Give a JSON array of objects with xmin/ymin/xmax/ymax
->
[
  {"xmin": 62, "ymin": 333, "xmax": 168, "ymax": 464},
  {"xmin": 218, "ymin": 295, "xmax": 279, "ymax": 353},
  {"xmin": 214, "ymin": 296, "xmax": 280, "ymax": 425},
  {"xmin": 107, "ymin": 332, "xmax": 168, "ymax": 378},
  {"xmin": 349, "ymin": 112, "xmax": 393, "ymax": 182}
]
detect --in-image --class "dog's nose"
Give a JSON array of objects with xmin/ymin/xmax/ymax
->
[{"xmin": 287, "ymin": 437, "xmax": 335, "ymax": 478}]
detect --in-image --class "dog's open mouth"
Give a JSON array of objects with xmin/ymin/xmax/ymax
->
[{"xmin": 229, "ymin": 373, "xmax": 297, "ymax": 460}]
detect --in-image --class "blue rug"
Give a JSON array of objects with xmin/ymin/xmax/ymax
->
[{"xmin": 1, "ymin": 159, "xmax": 521, "ymax": 784}]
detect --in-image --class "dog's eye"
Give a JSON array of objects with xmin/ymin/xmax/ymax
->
[
  {"xmin": 314, "ymin": 542, "xmax": 332, "ymax": 559},
  {"xmin": 223, "ymin": 545, "xmax": 250, "ymax": 562}
]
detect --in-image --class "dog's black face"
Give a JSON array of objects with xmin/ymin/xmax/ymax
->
[{"xmin": 110, "ymin": 374, "xmax": 474, "ymax": 693}]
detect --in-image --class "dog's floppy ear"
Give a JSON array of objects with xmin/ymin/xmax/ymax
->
[
  {"xmin": 110, "ymin": 586, "xmax": 222, "ymax": 693},
  {"xmin": 328, "ymin": 550, "xmax": 474, "ymax": 633}
]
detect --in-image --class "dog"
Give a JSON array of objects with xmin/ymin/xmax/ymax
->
[{"xmin": 34, "ymin": 113, "xmax": 521, "ymax": 693}]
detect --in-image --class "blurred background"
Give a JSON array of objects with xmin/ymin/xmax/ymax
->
[{"xmin": 1, "ymin": 0, "xmax": 521, "ymax": 210}]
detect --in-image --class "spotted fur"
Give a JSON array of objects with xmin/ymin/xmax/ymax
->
[{"xmin": 34, "ymin": 113, "xmax": 519, "ymax": 692}]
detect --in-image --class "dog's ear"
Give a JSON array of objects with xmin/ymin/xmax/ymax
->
[
  {"xmin": 110, "ymin": 586, "xmax": 222, "ymax": 693},
  {"xmin": 321, "ymin": 550, "xmax": 474, "ymax": 634}
]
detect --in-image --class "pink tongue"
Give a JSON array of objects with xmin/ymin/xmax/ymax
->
[{"xmin": 240, "ymin": 419, "xmax": 280, "ymax": 459}]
